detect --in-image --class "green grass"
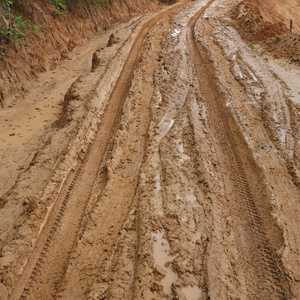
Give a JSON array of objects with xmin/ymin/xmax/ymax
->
[
  {"xmin": 54, "ymin": 0, "xmax": 67, "ymax": 10},
  {"xmin": 275, "ymin": 61, "xmax": 291, "ymax": 71},
  {"xmin": 0, "ymin": 0, "xmax": 44, "ymax": 47},
  {"xmin": 277, "ymin": 35, "xmax": 284, "ymax": 41},
  {"xmin": 0, "ymin": 46, "xmax": 8, "ymax": 61},
  {"xmin": 0, "ymin": 0, "xmax": 112, "ymax": 61},
  {"xmin": 249, "ymin": 43, "xmax": 263, "ymax": 50}
]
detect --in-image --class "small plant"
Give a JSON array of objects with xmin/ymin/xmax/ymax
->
[
  {"xmin": 31, "ymin": 21, "xmax": 43, "ymax": 37},
  {"xmin": 275, "ymin": 61, "xmax": 291, "ymax": 71},
  {"xmin": 93, "ymin": 0, "xmax": 110, "ymax": 6},
  {"xmin": 0, "ymin": 24, "xmax": 21, "ymax": 40},
  {"xmin": 0, "ymin": 0, "xmax": 45, "ymax": 51},
  {"xmin": 249, "ymin": 43, "xmax": 263, "ymax": 50},
  {"xmin": 54, "ymin": 0, "xmax": 67, "ymax": 10},
  {"xmin": 31, "ymin": 24, "xmax": 42, "ymax": 32},
  {"xmin": 14, "ymin": 15, "xmax": 28, "ymax": 30},
  {"xmin": 15, "ymin": 36, "xmax": 26, "ymax": 44},
  {"xmin": 0, "ymin": 47, "xmax": 8, "ymax": 61},
  {"xmin": 263, "ymin": 3, "xmax": 268, "ymax": 9},
  {"xmin": 277, "ymin": 35, "xmax": 284, "ymax": 41}
]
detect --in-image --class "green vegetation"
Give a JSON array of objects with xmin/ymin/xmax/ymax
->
[
  {"xmin": 54, "ymin": 0, "xmax": 111, "ymax": 9},
  {"xmin": 0, "ymin": 0, "xmax": 111, "ymax": 61},
  {"xmin": 0, "ymin": 45, "xmax": 8, "ymax": 61},
  {"xmin": 0, "ymin": 1, "xmax": 28, "ymax": 43},
  {"xmin": 277, "ymin": 35, "xmax": 284, "ymax": 41},
  {"xmin": 275, "ymin": 61, "xmax": 291, "ymax": 71},
  {"xmin": 249, "ymin": 43, "xmax": 263, "ymax": 50},
  {"xmin": 0, "ymin": 0, "xmax": 45, "ymax": 61},
  {"xmin": 55, "ymin": 0, "xmax": 67, "ymax": 10}
]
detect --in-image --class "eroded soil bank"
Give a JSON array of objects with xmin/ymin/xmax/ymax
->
[
  {"xmin": 232, "ymin": 0, "xmax": 300, "ymax": 65},
  {"xmin": 0, "ymin": 0, "xmax": 300, "ymax": 299},
  {"xmin": 0, "ymin": 0, "xmax": 162, "ymax": 101}
]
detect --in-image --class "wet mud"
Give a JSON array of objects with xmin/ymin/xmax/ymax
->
[{"xmin": 0, "ymin": 0, "xmax": 300, "ymax": 299}]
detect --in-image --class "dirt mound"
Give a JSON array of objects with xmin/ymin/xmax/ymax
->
[
  {"xmin": 262, "ymin": 33, "xmax": 300, "ymax": 65},
  {"xmin": 232, "ymin": 0, "xmax": 300, "ymax": 65},
  {"xmin": 232, "ymin": 0, "xmax": 288, "ymax": 43}
]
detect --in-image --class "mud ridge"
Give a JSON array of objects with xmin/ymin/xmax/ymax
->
[
  {"xmin": 8, "ymin": 2, "xmax": 186, "ymax": 299},
  {"xmin": 187, "ymin": 1, "xmax": 292, "ymax": 298}
]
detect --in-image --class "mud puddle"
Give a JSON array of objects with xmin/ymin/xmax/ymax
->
[{"xmin": 152, "ymin": 231, "xmax": 178, "ymax": 295}]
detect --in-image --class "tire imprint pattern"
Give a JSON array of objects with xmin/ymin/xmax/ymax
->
[
  {"xmin": 20, "ymin": 143, "xmax": 93, "ymax": 299},
  {"xmin": 187, "ymin": 1, "xmax": 291, "ymax": 298},
  {"xmin": 9, "ymin": 2, "xmax": 186, "ymax": 299}
]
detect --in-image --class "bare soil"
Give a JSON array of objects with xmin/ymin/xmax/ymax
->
[
  {"xmin": 232, "ymin": 0, "xmax": 300, "ymax": 65},
  {"xmin": 0, "ymin": 0, "xmax": 160, "ymax": 100},
  {"xmin": 1, "ymin": 0, "xmax": 300, "ymax": 299}
]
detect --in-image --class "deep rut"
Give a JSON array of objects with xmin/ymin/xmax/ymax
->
[
  {"xmin": 9, "ymin": 2, "xmax": 184, "ymax": 299},
  {"xmin": 187, "ymin": 1, "xmax": 291, "ymax": 298}
]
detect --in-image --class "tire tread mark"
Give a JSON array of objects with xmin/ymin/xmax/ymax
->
[
  {"xmin": 187, "ymin": 1, "xmax": 291, "ymax": 299},
  {"xmin": 12, "ymin": 2, "xmax": 187, "ymax": 299}
]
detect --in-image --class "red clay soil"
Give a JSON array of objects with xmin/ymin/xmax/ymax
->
[
  {"xmin": 232, "ymin": 0, "xmax": 300, "ymax": 65},
  {"xmin": 262, "ymin": 33, "xmax": 300, "ymax": 65},
  {"xmin": 0, "ymin": 0, "xmax": 161, "ymax": 102}
]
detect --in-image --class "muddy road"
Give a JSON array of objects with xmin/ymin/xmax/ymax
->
[{"xmin": 1, "ymin": 0, "xmax": 300, "ymax": 299}]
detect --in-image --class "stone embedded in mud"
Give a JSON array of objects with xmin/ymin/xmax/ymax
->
[
  {"xmin": 107, "ymin": 33, "xmax": 120, "ymax": 47},
  {"xmin": 91, "ymin": 52, "xmax": 101, "ymax": 72},
  {"xmin": 151, "ymin": 281, "xmax": 164, "ymax": 293},
  {"xmin": 154, "ymin": 265, "xmax": 166, "ymax": 278}
]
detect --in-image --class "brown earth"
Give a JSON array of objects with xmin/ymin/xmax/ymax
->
[
  {"xmin": 232, "ymin": 0, "xmax": 300, "ymax": 65},
  {"xmin": 0, "ymin": 0, "xmax": 300, "ymax": 299},
  {"xmin": 0, "ymin": 0, "xmax": 161, "ymax": 101}
]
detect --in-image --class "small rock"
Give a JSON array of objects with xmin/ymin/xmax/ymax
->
[
  {"xmin": 23, "ymin": 198, "xmax": 30, "ymax": 206},
  {"xmin": 107, "ymin": 33, "xmax": 119, "ymax": 47},
  {"xmin": 91, "ymin": 52, "xmax": 101, "ymax": 72},
  {"xmin": 151, "ymin": 281, "xmax": 163, "ymax": 293},
  {"xmin": 154, "ymin": 265, "xmax": 165, "ymax": 278}
]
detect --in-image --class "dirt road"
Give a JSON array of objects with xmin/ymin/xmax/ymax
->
[{"xmin": 1, "ymin": 0, "xmax": 300, "ymax": 299}]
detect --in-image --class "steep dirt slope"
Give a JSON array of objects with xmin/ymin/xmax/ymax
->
[
  {"xmin": 0, "ymin": 0, "xmax": 161, "ymax": 101},
  {"xmin": 0, "ymin": 0, "xmax": 300, "ymax": 299},
  {"xmin": 232, "ymin": 0, "xmax": 300, "ymax": 65}
]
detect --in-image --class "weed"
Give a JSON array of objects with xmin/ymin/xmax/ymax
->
[
  {"xmin": 93, "ymin": 0, "xmax": 110, "ymax": 7},
  {"xmin": 54, "ymin": 0, "xmax": 67, "ymax": 10},
  {"xmin": 277, "ymin": 35, "xmax": 284, "ymax": 41},
  {"xmin": 0, "ymin": 47, "xmax": 8, "ymax": 61},
  {"xmin": 15, "ymin": 36, "xmax": 26, "ymax": 44},
  {"xmin": 0, "ymin": 24, "xmax": 21, "ymax": 40},
  {"xmin": 31, "ymin": 23, "xmax": 43, "ymax": 32},
  {"xmin": 14, "ymin": 15, "xmax": 28, "ymax": 30},
  {"xmin": 275, "ymin": 61, "xmax": 291, "ymax": 71},
  {"xmin": 249, "ymin": 43, "xmax": 263, "ymax": 50},
  {"xmin": 0, "ymin": 0, "xmax": 45, "ymax": 53},
  {"xmin": 263, "ymin": 3, "xmax": 268, "ymax": 9}
]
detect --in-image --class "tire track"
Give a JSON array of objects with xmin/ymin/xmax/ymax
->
[
  {"xmin": 57, "ymin": 13, "xmax": 176, "ymax": 299},
  {"xmin": 9, "ymin": 3, "xmax": 185, "ymax": 299},
  {"xmin": 187, "ymin": 1, "xmax": 291, "ymax": 298}
]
